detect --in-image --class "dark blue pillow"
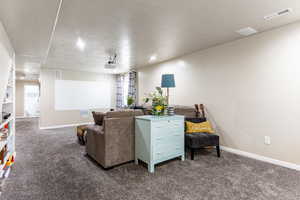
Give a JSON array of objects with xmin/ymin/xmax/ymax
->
[{"xmin": 185, "ymin": 117, "xmax": 206, "ymax": 123}]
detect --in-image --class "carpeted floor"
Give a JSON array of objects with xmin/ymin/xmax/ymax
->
[{"xmin": 1, "ymin": 118, "xmax": 299, "ymax": 200}]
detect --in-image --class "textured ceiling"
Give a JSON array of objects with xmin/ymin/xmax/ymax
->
[{"xmin": 1, "ymin": 0, "xmax": 300, "ymax": 76}]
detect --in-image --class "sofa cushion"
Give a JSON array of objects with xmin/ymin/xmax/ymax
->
[
  {"xmin": 133, "ymin": 110, "xmax": 144, "ymax": 116},
  {"xmin": 185, "ymin": 117, "xmax": 206, "ymax": 132},
  {"xmin": 185, "ymin": 117, "xmax": 207, "ymax": 123},
  {"xmin": 142, "ymin": 106, "xmax": 152, "ymax": 115},
  {"xmin": 87, "ymin": 125, "xmax": 104, "ymax": 135},
  {"xmin": 186, "ymin": 121, "xmax": 214, "ymax": 134},
  {"xmin": 106, "ymin": 110, "xmax": 143, "ymax": 118},
  {"xmin": 106, "ymin": 110, "xmax": 132, "ymax": 118},
  {"xmin": 92, "ymin": 111, "xmax": 105, "ymax": 126},
  {"xmin": 185, "ymin": 132, "xmax": 219, "ymax": 148},
  {"xmin": 174, "ymin": 106, "xmax": 196, "ymax": 117}
]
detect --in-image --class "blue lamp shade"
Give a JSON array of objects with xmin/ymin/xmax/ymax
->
[{"xmin": 161, "ymin": 74, "xmax": 175, "ymax": 88}]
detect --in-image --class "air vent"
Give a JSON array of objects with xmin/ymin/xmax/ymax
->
[
  {"xmin": 236, "ymin": 27, "xmax": 258, "ymax": 36},
  {"xmin": 264, "ymin": 8, "xmax": 292, "ymax": 21}
]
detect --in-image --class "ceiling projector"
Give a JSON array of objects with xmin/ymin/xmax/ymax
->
[{"xmin": 104, "ymin": 54, "xmax": 117, "ymax": 69}]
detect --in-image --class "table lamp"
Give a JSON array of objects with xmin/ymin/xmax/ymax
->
[{"xmin": 161, "ymin": 74, "xmax": 175, "ymax": 106}]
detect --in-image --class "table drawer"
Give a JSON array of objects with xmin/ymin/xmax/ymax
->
[
  {"xmin": 152, "ymin": 120, "xmax": 183, "ymax": 129},
  {"xmin": 153, "ymin": 144, "xmax": 183, "ymax": 161},
  {"xmin": 153, "ymin": 123, "xmax": 184, "ymax": 139},
  {"xmin": 154, "ymin": 136, "xmax": 182, "ymax": 150},
  {"xmin": 154, "ymin": 130, "xmax": 183, "ymax": 140}
]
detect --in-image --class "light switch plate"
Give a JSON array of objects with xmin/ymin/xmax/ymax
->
[
  {"xmin": 80, "ymin": 110, "xmax": 90, "ymax": 118},
  {"xmin": 264, "ymin": 136, "xmax": 271, "ymax": 145}
]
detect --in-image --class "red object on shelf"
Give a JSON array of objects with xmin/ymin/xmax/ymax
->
[{"xmin": 4, "ymin": 124, "xmax": 8, "ymax": 129}]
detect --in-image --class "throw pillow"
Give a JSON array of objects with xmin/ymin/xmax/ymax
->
[
  {"xmin": 92, "ymin": 111, "xmax": 105, "ymax": 126},
  {"xmin": 185, "ymin": 117, "xmax": 207, "ymax": 123},
  {"xmin": 185, "ymin": 121, "xmax": 214, "ymax": 134}
]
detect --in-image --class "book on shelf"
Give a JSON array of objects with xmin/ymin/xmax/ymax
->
[
  {"xmin": 1, "ymin": 167, "xmax": 11, "ymax": 179},
  {"xmin": 1, "ymin": 113, "xmax": 11, "ymax": 120},
  {"xmin": 0, "ymin": 128, "xmax": 8, "ymax": 140},
  {"xmin": 0, "ymin": 146, "xmax": 8, "ymax": 165}
]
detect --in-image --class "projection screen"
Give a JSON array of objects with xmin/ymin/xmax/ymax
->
[{"xmin": 55, "ymin": 80, "xmax": 111, "ymax": 110}]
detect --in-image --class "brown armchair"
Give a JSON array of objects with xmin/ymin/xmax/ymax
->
[{"xmin": 86, "ymin": 110, "xmax": 143, "ymax": 169}]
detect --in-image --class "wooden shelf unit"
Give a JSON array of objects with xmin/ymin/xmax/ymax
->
[{"xmin": 0, "ymin": 62, "xmax": 15, "ymax": 181}]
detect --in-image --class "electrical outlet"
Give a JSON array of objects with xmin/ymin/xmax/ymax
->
[
  {"xmin": 80, "ymin": 110, "xmax": 89, "ymax": 118},
  {"xmin": 264, "ymin": 136, "xmax": 271, "ymax": 145}
]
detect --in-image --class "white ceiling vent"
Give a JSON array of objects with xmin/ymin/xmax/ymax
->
[
  {"xmin": 236, "ymin": 27, "xmax": 258, "ymax": 36},
  {"xmin": 264, "ymin": 8, "xmax": 292, "ymax": 21}
]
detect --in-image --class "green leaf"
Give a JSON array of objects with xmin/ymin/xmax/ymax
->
[{"xmin": 156, "ymin": 87, "xmax": 163, "ymax": 95}]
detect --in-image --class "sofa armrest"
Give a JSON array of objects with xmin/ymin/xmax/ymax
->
[
  {"xmin": 86, "ymin": 125, "xmax": 105, "ymax": 164},
  {"xmin": 103, "ymin": 117, "xmax": 134, "ymax": 166}
]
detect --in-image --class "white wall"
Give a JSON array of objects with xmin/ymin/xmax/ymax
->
[
  {"xmin": 0, "ymin": 21, "xmax": 14, "ymax": 117},
  {"xmin": 39, "ymin": 69, "xmax": 116, "ymax": 128},
  {"xmin": 138, "ymin": 22, "xmax": 300, "ymax": 165}
]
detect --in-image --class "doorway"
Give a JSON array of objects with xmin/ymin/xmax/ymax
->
[{"xmin": 24, "ymin": 85, "xmax": 40, "ymax": 117}]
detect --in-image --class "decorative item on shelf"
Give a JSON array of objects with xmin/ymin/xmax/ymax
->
[
  {"xmin": 5, "ymin": 155, "xmax": 14, "ymax": 168},
  {"xmin": 195, "ymin": 104, "xmax": 206, "ymax": 118},
  {"xmin": 0, "ymin": 128, "xmax": 8, "ymax": 140},
  {"xmin": 2, "ymin": 167, "xmax": 11, "ymax": 178},
  {"xmin": 143, "ymin": 87, "xmax": 167, "ymax": 116},
  {"xmin": 161, "ymin": 74, "xmax": 176, "ymax": 115},
  {"xmin": 167, "ymin": 106, "xmax": 175, "ymax": 116},
  {"xmin": 2, "ymin": 112, "xmax": 11, "ymax": 120},
  {"xmin": 0, "ymin": 145, "xmax": 7, "ymax": 164}
]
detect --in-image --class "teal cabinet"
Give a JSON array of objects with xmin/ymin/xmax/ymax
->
[{"xmin": 135, "ymin": 115, "xmax": 185, "ymax": 173}]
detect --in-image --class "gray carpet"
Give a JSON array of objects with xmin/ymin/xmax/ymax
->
[{"xmin": 1, "ymin": 118, "xmax": 299, "ymax": 200}]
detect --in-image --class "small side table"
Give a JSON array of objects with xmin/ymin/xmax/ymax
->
[{"xmin": 135, "ymin": 115, "xmax": 185, "ymax": 173}]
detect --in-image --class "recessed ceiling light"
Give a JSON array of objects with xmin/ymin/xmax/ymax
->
[
  {"xmin": 149, "ymin": 55, "xmax": 157, "ymax": 62},
  {"xmin": 76, "ymin": 37, "xmax": 86, "ymax": 51},
  {"xmin": 236, "ymin": 27, "xmax": 258, "ymax": 36},
  {"xmin": 178, "ymin": 60, "xmax": 185, "ymax": 67}
]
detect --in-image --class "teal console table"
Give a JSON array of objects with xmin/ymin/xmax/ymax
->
[{"xmin": 135, "ymin": 115, "xmax": 185, "ymax": 173}]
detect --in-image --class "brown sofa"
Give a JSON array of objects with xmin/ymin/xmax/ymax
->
[
  {"xmin": 86, "ymin": 106, "xmax": 196, "ymax": 169},
  {"xmin": 174, "ymin": 105, "xmax": 197, "ymax": 118},
  {"xmin": 86, "ymin": 110, "xmax": 143, "ymax": 169}
]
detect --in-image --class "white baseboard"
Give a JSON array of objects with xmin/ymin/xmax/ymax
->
[
  {"xmin": 16, "ymin": 116, "xmax": 25, "ymax": 119},
  {"xmin": 16, "ymin": 116, "xmax": 39, "ymax": 119},
  {"xmin": 39, "ymin": 122, "xmax": 93, "ymax": 130},
  {"xmin": 221, "ymin": 146, "xmax": 300, "ymax": 171}
]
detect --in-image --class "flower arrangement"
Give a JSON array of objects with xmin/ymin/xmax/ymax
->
[{"xmin": 143, "ymin": 87, "xmax": 167, "ymax": 116}]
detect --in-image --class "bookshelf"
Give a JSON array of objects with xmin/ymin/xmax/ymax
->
[{"xmin": 0, "ymin": 61, "xmax": 15, "ymax": 189}]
